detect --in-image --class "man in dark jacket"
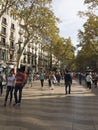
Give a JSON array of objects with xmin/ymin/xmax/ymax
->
[{"xmin": 64, "ymin": 69, "xmax": 72, "ymax": 94}]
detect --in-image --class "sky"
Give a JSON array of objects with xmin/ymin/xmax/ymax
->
[{"xmin": 52, "ymin": 0, "xmax": 87, "ymax": 46}]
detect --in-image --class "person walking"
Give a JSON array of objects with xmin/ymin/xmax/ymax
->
[
  {"xmin": 0, "ymin": 71, "xmax": 3, "ymax": 96},
  {"xmin": 64, "ymin": 69, "xmax": 72, "ymax": 94},
  {"xmin": 28, "ymin": 71, "xmax": 33, "ymax": 87},
  {"xmin": 92, "ymin": 72, "xmax": 98, "ymax": 88},
  {"xmin": 39, "ymin": 71, "xmax": 45, "ymax": 89},
  {"xmin": 56, "ymin": 72, "xmax": 61, "ymax": 86},
  {"xmin": 48, "ymin": 71, "xmax": 52, "ymax": 88},
  {"xmin": 13, "ymin": 68, "xmax": 26, "ymax": 106},
  {"xmin": 78, "ymin": 72, "xmax": 83, "ymax": 85},
  {"xmin": 86, "ymin": 72, "xmax": 92, "ymax": 89},
  {"xmin": 4, "ymin": 69, "xmax": 15, "ymax": 107}
]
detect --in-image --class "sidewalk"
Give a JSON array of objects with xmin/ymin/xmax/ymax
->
[{"xmin": 0, "ymin": 80, "xmax": 98, "ymax": 130}]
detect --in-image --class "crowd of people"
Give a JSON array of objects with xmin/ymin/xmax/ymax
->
[
  {"xmin": 0, "ymin": 67, "xmax": 98, "ymax": 107},
  {"xmin": 77, "ymin": 72, "xmax": 98, "ymax": 89}
]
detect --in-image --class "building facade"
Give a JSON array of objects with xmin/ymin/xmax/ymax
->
[{"xmin": 0, "ymin": 11, "xmax": 51, "ymax": 73}]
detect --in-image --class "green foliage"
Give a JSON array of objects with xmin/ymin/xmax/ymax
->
[
  {"xmin": 0, "ymin": 0, "xmax": 76, "ymax": 70},
  {"xmin": 52, "ymin": 37, "xmax": 75, "ymax": 70},
  {"xmin": 76, "ymin": 14, "xmax": 98, "ymax": 72},
  {"xmin": 84, "ymin": 0, "xmax": 98, "ymax": 9}
]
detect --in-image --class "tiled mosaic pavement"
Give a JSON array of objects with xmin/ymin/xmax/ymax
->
[{"xmin": 0, "ymin": 80, "xmax": 98, "ymax": 130}]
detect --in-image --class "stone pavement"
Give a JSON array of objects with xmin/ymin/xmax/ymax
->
[{"xmin": 0, "ymin": 80, "xmax": 98, "ymax": 130}]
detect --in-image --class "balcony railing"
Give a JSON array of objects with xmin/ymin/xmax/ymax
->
[
  {"xmin": 1, "ymin": 31, "xmax": 7, "ymax": 37},
  {"xmin": 10, "ymin": 45, "xmax": 15, "ymax": 50},
  {"xmin": 9, "ymin": 36, "xmax": 15, "ymax": 40},
  {"xmin": 0, "ymin": 42, "xmax": 9, "ymax": 49},
  {"xmin": 2, "ymin": 21, "xmax": 7, "ymax": 26}
]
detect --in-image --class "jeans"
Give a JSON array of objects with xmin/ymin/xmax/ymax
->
[
  {"xmin": 65, "ymin": 82, "xmax": 71, "ymax": 94},
  {"xmin": 5, "ymin": 86, "xmax": 14, "ymax": 103},
  {"xmin": 14, "ymin": 86, "xmax": 23, "ymax": 104},
  {"xmin": 40, "ymin": 80, "xmax": 44, "ymax": 87}
]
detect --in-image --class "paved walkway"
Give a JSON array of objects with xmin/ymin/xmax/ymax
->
[{"xmin": 0, "ymin": 80, "xmax": 98, "ymax": 130}]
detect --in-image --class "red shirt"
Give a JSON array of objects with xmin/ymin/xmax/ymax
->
[{"xmin": 15, "ymin": 72, "xmax": 26, "ymax": 86}]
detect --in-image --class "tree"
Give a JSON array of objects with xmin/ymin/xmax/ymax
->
[
  {"xmin": 76, "ymin": 0, "xmax": 98, "ymax": 72},
  {"xmin": 76, "ymin": 15, "xmax": 98, "ymax": 72},
  {"xmin": 13, "ymin": 0, "xmax": 60, "ymax": 68},
  {"xmin": 52, "ymin": 37, "xmax": 75, "ymax": 70},
  {"xmin": 84, "ymin": 0, "xmax": 98, "ymax": 9},
  {"xmin": 0, "ymin": 0, "xmax": 36, "ymax": 18}
]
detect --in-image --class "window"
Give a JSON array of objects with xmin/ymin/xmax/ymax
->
[
  {"xmin": 2, "ymin": 17, "xmax": 7, "ymax": 25},
  {"xmin": 1, "ymin": 27, "xmax": 6, "ymax": 35},
  {"xmin": 2, "ymin": 50, "xmax": 6, "ymax": 60},
  {"xmin": 1, "ymin": 37, "xmax": 6, "ymax": 45},
  {"xmin": 10, "ymin": 41, "xmax": 14, "ymax": 48},
  {"xmin": 11, "ymin": 23, "xmax": 15, "ymax": 30},
  {"xmin": 10, "ymin": 54, "xmax": 13, "ymax": 60},
  {"xmin": 10, "ymin": 32, "xmax": 14, "ymax": 39}
]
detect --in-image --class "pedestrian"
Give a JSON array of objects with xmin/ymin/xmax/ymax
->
[
  {"xmin": 56, "ymin": 72, "xmax": 61, "ymax": 86},
  {"xmin": 4, "ymin": 69, "xmax": 15, "ymax": 107},
  {"xmin": 48, "ymin": 71, "xmax": 56, "ymax": 90},
  {"xmin": 0, "ymin": 71, "xmax": 3, "ymax": 96},
  {"xmin": 39, "ymin": 71, "xmax": 45, "ymax": 89},
  {"xmin": 28, "ymin": 71, "xmax": 33, "ymax": 87},
  {"xmin": 13, "ymin": 68, "xmax": 26, "ymax": 106},
  {"xmin": 92, "ymin": 72, "xmax": 98, "ymax": 88},
  {"xmin": 64, "ymin": 69, "xmax": 72, "ymax": 94},
  {"xmin": 0, "ymin": 69, "xmax": 6, "ymax": 95},
  {"xmin": 48, "ymin": 71, "xmax": 52, "ymax": 88},
  {"xmin": 86, "ymin": 72, "xmax": 92, "ymax": 89},
  {"xmin": 78, "ymin": 72, "xmax": 82, "ymax": 85}
]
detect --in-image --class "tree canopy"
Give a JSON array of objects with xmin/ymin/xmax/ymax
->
[{"xmin": 76, "ymin": 0, "xmax": 98, "ymax": 72}]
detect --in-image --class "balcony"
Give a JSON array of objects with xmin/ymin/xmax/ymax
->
[
  {"xmin": 9, "ymin": 36, "xmax": 15, "ymax": 40},
  {"xmin": 1, "ymin": 31, "xmax": 7, "ymax": 37},
  {"xmin": 0, "ymin": 42, "xmax": 9, "ymax": 49},
  {"xmin": 10, "ymin": 27, "xmax": 15, "ymax": 32},
  {"xmin": 2, "ymin": 21, "xmax": 7, "ymax": 27},
  {"xmin": 10, "ymin": 45, "xmax": 15, "ymax": 50}
]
